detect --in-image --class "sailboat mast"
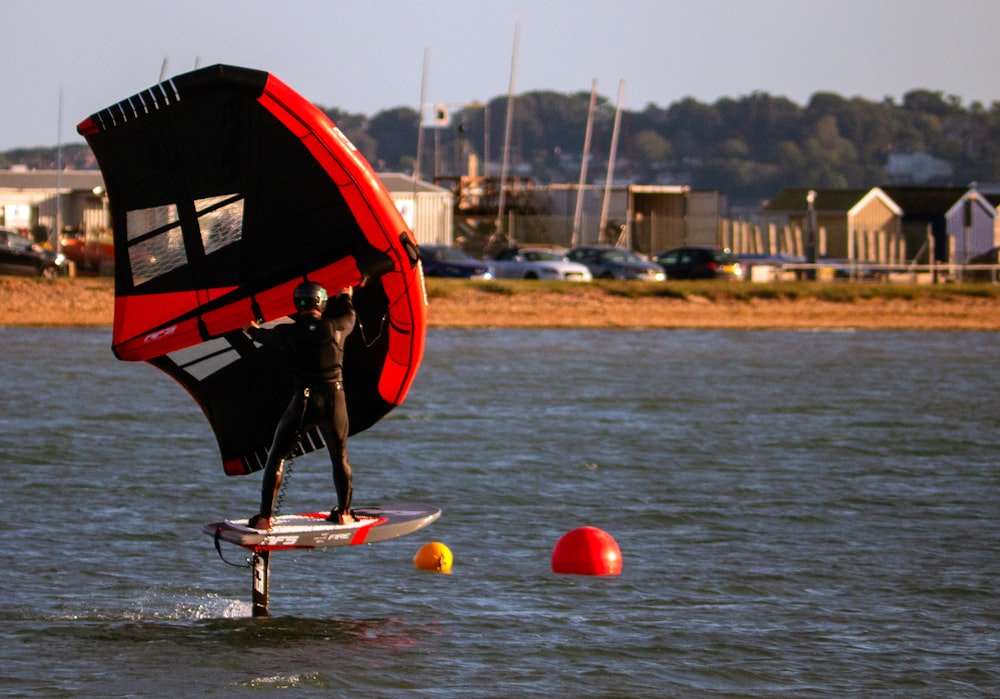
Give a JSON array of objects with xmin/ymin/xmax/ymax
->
[
  {"xmin": 599, "ymin": 80, "xmax": 625, "ymax": 244},
  {"xmin": 414, "ymin": 48, "xmax": 430, "ymax": 182},
  {"xmin": 55, "ymin": 87, "xmax": 63, "ymax": 254},
  {"xmin": 572, "ymin": 80, "xmax": 598, "ymax": 248},
  {"xmin": 494, "ymin": 19, "xmax": 520, "ymax": 245}
]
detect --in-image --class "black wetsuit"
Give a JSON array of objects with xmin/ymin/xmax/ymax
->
[{"xmin": 248, "ymin": 294, "xmax": 356, "ymax": 520}]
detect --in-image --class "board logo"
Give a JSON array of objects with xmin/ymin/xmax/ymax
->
[
  {"xmin": 262, "ymin": 534, "xmax": 302, "ymax": 546},
  {"xmin": 145, "ymin": 325, "xmax": 177, "ymax": 343}
]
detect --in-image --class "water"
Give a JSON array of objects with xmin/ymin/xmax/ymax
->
[{"xmin": 1, "ymin": 326, "xmax": 998, "ymax": 697}]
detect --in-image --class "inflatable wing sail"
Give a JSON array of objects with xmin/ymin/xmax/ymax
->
[{"xmin": 78, "ymin": 64, "xmax": 427, "ymax": 476}]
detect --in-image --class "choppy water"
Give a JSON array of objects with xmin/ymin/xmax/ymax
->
[{"xmin": 1, "ymin": 326, "xmax": 998, "ymax": 697}]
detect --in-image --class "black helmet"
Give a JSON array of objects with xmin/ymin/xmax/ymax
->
[{"xmin": 293, "ymin": 281, "xmax": 328, "ymax": 313}]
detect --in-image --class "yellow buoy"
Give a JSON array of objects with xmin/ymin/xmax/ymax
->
[{"xmin": 413, "ymin": 541, "xmax": 453, "ymax": 574}]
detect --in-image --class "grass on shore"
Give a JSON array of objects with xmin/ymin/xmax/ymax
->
[
  {"xmin": 11, "ymin": 274, "xmax": 1000, "ymax": 305},
  {"xmin": 425, "ymin": 277, "xmax": 1000, "ymax": 303}
]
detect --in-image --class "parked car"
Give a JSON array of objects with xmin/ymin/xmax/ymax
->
[
  {"xmin": 0, "ymin": 227, "xmax": 68, "ymax": 277},
  {"xmin": 652, "ymin": 246, "xmax": 744, "ymax": 280},
  {"xmin": 491, "ymin": 247, "xmax": 592, "ymax": 281},
  {"xmin": 419, "ymin": 244, "xmax": 494, "ymax": 279},
  {"xmin": 566, "ymin": 245, "xmax": 665, "ymax": 281}
]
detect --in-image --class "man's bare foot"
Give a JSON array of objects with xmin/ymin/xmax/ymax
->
[
  {"xmin": 248, "ymin": 514, "xmax": 272, "ymax": 530},
  {"xmin": 327, "ymin": 509, "xmax": 356, "ymax": 525}
]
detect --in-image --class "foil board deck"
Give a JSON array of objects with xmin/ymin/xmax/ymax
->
[{"xmin": 204, "ymin": 503, "xmax": 440, "ymax": 552}]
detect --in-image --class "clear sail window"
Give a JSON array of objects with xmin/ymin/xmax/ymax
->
[
  {"xmin": 129, "ymin": 227, "xmax": 187, "ymax": 285},
  {"xmin": 125, "ymin": 204, "xmax": 180, "ymax": 241},
  {"xmin": 196, "ymin": 195, "xmax": 244, "ymax": 255}
]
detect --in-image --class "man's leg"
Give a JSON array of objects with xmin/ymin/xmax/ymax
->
[
  {"xmin": 324, "ymin": 386, "xmax": 353, "ymax": 523},
  {"xmin": 251, "ymin": 396, "xmax": 304, "ymax": 529}
]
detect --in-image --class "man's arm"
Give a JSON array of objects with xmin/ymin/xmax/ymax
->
[
  {"xmin": 323, "ymin": 288, "xmax": 357, "ymax": 333},
  {"xmin": 331, "ymin": 299, "xmax": 356, "ymax": 333},
  {"xmin": 245, "ymin": 321, "xmax": 277, "ymax": 344}
]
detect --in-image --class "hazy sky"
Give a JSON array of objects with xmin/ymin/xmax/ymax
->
[{"xmin": 4, "ymin": 0, "xmax": 999, "ymax": 151}]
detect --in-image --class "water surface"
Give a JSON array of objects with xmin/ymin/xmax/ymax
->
[{"xmin": 1, "ymin": 327, "xmax": 997, "ymax": 697}]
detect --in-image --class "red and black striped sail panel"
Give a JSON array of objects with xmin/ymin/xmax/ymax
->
[{"xmin": 78, "ymin": 64, "xmax": 427, "ymax": 475}]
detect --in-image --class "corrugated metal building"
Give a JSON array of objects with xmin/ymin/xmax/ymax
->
[
  {"xmin": 545, "ymin": 184, "xmax": 725, "ymax": 254},
  {"xmin": 630, "ymin": 186, "xmax": 726, "ymax": 254},
  {"xmin": 0, "ymin": 168, "xmax": 453, "ymax": 248},
  {"xmin": 0, "ymin": 169, "xmax": 106, "ymax": 240},
  {"xmin": 378, "ymin": 172, "xmax": 454, "ymax": 246}
]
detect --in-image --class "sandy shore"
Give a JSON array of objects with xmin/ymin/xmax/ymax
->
[
  {"xmin": 426, "ymin": 286, "xmax": 1000, "ymax": 331},
  {"xmin": 3, "ymin": 276, "xmax": 1000, "ymax": 331}
]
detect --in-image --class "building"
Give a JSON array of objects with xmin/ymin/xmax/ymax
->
[
  {"xmin": 378, "ymin": 172, "xmax": 455, "ymax": 246},
  {"xmin": 0, "ymin": 168, "xmax": 107, "ymax": 243},
  {"xmin": 881, "ymin": 186, "xmax": 998, "ymax": 263},
  {"xmin": 545, "ymin": 184, "xmax": 725, "ymax": 254},
  {"xmin": 764, "ymin": 188, "xmax": 903, "ymax": 263},
  {"xmin": 0, "ymin": 167, "xmax": 452, "ymax": 255},
  {"xmin": 885, "ymin": 152, "xmax": 954, "ymax": 185}
]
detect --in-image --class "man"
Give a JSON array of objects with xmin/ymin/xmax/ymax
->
[{"xmin": 245, "ymin": 281, "xmax": 357, "ymax": 530}]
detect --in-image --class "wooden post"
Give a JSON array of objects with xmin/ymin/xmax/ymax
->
[
  {"xmin": 252, "ymin": 550, "xmax": 270, "ymax": 617},
  {"xmin": 929, "ymin": 226, "xmax": 937, "ymax": 284}
]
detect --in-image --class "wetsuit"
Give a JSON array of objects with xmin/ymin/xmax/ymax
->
[{"xmin": 248, "ymin": 294, "xmax": 356, "ymax": 521}]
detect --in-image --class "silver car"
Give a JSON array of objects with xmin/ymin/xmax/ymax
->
[{"xmin": 491, "ymin": 247, "xmax": 592, "ymax": 281}]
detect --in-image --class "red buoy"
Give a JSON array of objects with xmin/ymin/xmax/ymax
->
[{"xmin": 551, "ymin": 526, "xmax": 622, "ymax": 575}]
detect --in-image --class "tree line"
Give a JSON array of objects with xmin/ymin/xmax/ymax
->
[{"xmin": 5, "ymin": 88, "xmax": 1000, "ymax": 207}]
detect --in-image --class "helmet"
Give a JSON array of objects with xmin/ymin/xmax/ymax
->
[{"xmin": 293, "ymin": 281, "xmax": 328, "ymax": 313}]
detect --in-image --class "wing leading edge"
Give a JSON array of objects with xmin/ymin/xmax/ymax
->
[{"xmin": 78, "ymin": 64, "xmax": 426, "ymax": 475}]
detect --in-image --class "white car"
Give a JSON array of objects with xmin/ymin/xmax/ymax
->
[{"xmin": 491, "ymin": 247, "xmax": 593, "ymax": 281}]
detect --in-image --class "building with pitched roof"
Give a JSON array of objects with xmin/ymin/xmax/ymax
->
[
  {"xmin": 763, "ymin": 187, "xmax": 903, "ymax": 262},
  {"xmin": 881, "ymin": 186, "xmax": 998, "ymax": 263}
]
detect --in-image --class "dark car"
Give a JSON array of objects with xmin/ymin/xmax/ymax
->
[
  {"xmin": 0, "ymin": 228, "xmax": 68, "ymax": 278},
  {"xmin": 419, "ymin": 244, "xmax": 494, "ymax": 279},
  {"xmin": 565, "ymin": 245, "xmax": 665, "ymax": 281},
  {"xmin": 652, "ymin": 246, "xmax": 743, "ymax": 280}
]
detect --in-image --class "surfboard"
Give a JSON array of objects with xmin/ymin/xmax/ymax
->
[{"xmin": 204, "ymin": 503, "xmax": 440, "ymax": 552}]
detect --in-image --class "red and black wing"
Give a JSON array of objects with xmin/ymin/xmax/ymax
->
[{"xmin": 78, "ymin": 64, "xmax": 426, "ymax": 475}]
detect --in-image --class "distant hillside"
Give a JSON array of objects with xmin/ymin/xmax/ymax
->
[
  {"xmin": 5, "ymin": 88, "xmax": 998, "ymax": 206},
  {"xmin": 2, "ymin": 143, "xmax": 96, "ymax": 171}
]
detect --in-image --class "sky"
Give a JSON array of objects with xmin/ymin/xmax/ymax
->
[{"xmin": 4, "ymin": 0, "xmax": 1000, "ymax": 152}]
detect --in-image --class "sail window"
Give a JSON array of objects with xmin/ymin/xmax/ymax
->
[
  {"xmin": 126, "ymin": 204, "xmax": 180, "ymax": 240},
  {"xmin": 196, "ymin": 195, "xmax": 244, "ymax": 255},
  {"xmin": 128, "ymin": 227, "xmax": 187, "ymax": 285},
  {"xmin": 125, "ymin": 204, "xmax": 186, "ymax": 285},
  {"xmin": 124, "ymin": 196, "xmax": 244, "ymax": 286}
]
